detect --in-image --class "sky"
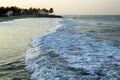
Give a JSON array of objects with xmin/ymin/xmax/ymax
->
[{"xmin": 0, "ymin": 0, "xmax": 120, "ymax": 15}]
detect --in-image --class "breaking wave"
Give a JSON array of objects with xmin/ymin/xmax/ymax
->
[{"xmin": 25, "ymin": 19, "xmax": 120, "ymax": 80}]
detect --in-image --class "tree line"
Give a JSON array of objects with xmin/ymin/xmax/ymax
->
[{"xmin": 0, "ymin": 6, "xmax": 54, "ymax": 16}]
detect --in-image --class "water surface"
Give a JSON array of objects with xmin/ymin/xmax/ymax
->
[
  {"xmin": 0, "ymin": 18, "xmax": 57, "ymax": 64},
  {"xmin": 64, "ymin": 15, "xmax": 120, "ymax": 42},
  {"xmin": 25, "ymin": 17, "xmax": 120, "ymax": 80}
]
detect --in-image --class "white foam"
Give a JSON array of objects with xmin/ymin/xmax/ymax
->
[{"xmin": 25, "ymin": 19, "xmax": 120, "ymax": 80}]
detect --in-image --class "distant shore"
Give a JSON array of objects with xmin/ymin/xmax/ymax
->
[
  {"xmin": 37, "ymin": 15, "xmax": 63, "ymax": 18},
  {"xmin": 0, "ymin": 15, "xmax": 63, "ymax": 22}
]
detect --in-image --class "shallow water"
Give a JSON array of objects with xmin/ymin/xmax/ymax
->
[
  {"xmin": 0, "ymin": 18, "xmax": 58, "ymax": 79},
  {"xmin": 0, "ymin": 18, "xmax": 57, "ymax": 64}
]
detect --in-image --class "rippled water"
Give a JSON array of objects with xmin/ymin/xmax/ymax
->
[
  {"xmin": 0, "ymin": 18, "xmax": 57, "ymax": 64},
  {"xmin": 64, "ymin": 15, "xmax": 120, "ymax": 42},
  {"xmin": 26, "ymin": 16, "xmax": 120, "ymax": 80},
  {"xmin": 0, "ymin": 16, "xmax": 120, "ymax": 80}
]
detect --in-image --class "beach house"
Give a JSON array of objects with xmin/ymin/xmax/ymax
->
[
  {"xmin": 38, "ymin": 10, "xmax": 49, "ymax": 15},
  {"xmin": 6, "ymin": 10, "xmax": 13, "ymax": 16}
]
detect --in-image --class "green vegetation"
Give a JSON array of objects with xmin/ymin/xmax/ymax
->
[
  {"xmin": 0, "ymin": 6, "xmax": 54, "ymax": 16},
  {"xmin": 49, "ymin": 8, "xmax": 54, "ymax": 15}
]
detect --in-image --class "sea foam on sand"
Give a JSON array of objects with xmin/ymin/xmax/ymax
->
[{"xmin": 25, "ymin": 19, "xmax": 120, "ymax": 80}]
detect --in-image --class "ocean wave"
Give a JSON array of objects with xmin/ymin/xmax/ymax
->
[{"xmin": 25, "ymin": 19, "xmax": 120, "ymax": 80}]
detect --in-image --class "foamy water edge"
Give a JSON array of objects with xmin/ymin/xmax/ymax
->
[{"xmin": 25, "ymin": 19, "xmax": 120, "ymax": 80}]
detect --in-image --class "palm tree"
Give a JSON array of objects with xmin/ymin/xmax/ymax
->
[
  {"xmin": 42, "ymin": 8, "xmax": 49, "ymax": 12},
  {"xmin": 49, "ymin": 8, "xmax": 54, "ymax": 15}
]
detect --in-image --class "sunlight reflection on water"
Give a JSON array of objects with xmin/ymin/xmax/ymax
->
[{"xmin": 0, "ymin": 18, "xmax": 57, "ymax": 64}]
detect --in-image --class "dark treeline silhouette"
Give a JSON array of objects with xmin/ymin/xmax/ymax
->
[{"xmin": 0, "ymin": 6, "xmax": 54, "ymax": 16}]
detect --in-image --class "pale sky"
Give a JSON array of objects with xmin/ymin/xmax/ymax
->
[{"xmin": 0, "ymin": 0, "xmax": 120, "ymax": 15}]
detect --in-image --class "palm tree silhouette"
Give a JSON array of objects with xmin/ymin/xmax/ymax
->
[{"xmin": 49, "ymin": 8, "xmax": 54, "ymax": 15}]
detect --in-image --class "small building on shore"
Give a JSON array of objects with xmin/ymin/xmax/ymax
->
[
  {"xmin": 6, "ymin": 11, "xmax": 13, "ymax": 16},
  {"xmin": 38, "ymin": 10, "xmax": 49, "ymax": 15}
]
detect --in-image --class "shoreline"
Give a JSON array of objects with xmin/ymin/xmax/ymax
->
[
  {"xmin": 0, "ymin": 16, "xmax": 31, "ymax": 22},
  {"xmin": 0, "ymin": 15, "xmax": 63, "ymax": 22}
]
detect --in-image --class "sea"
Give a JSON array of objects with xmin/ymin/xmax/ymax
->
[{"xmin": 0, "ymin": 15, "xmax": 120, "ymax": 80}]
